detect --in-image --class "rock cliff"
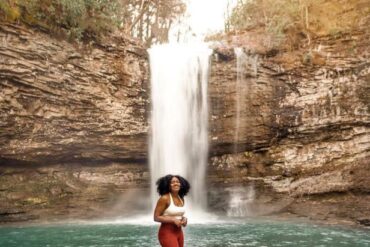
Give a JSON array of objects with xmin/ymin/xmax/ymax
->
[
  {"xmin": 0, "ymin": 10, "xmax": 369, "ymax": 226},
  {"xmin": 207, "ymin": 14, "xmax": 370, "ymax": 225},
  {"xmin": 0, "ymin": 23, "xmax": 148, "ymax": 164},
  {"xmin": 0, "ymin": 22, "xmax": 150, "ymax": 222}
]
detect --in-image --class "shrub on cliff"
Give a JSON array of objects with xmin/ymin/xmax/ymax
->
[
  {"xmin": 0, "ymin": 0, "xmax": 186, "ymax": 44},
  {"xmin": 0, "ymin": 0, "xmax": 122, "ymax": 40},
  {"xmin": 227, "ymin": 0, "xmax": 369, "ymax": 48},
  {"xmin": 0, "ymin": 1, "xmax": 20, "ymax": 21},
  {"xmin": 228, "ymin": 0, "xmax": 314, "ymax": 47}
]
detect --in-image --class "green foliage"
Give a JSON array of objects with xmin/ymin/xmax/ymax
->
[
  {"xmin": 0, "ymin": 0, "xmax": 20, "ymax": 21},
  {"xmin": 28, "ymin": 0, "xmax": 122, "ymax": 40},
  {"xmin": 228, "ymin": 0, "xmax": 367, "ymax": 47},
  {"xmin": 1, "ymin": 0, "xmax": 186, "ymax": 44},
  {"xmin": 229, "ymin": 0, "xmax": 303, "ymax": 45},
  {"xmin": 1, "ymin": 0, "xmax": 123, "ymax": 40}
]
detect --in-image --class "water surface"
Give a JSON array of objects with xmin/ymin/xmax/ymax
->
[{"xmin": 1, "ymin": 219, "xmax": 369, "ymax": 247}]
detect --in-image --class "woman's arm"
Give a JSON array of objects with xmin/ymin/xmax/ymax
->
[
  {"xmin": 180, "ymin": 198, "xmax": 187, "ymax": 227},
  {"xmin": 153, "ymin": 196, "xmax": 182, "ymax": 227}
]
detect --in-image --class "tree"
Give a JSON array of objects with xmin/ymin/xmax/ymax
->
[
  {"xmin": 120, "ymin": 0, "xmax": 186, "ymax": 45},
  {"xmin": 0, "ymin": 0, "xmax": 186, "ymax": 45}
]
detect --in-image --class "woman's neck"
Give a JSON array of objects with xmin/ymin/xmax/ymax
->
[{"xmin": 170, "ymin": 191, "xmax": 179, "ymax": 197}]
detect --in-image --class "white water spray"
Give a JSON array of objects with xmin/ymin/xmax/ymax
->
[
  {"xmin": 227, "ymin": 186, "xmax": 255, "ymax": 217},
  {"xmin": 149, "ymin": 43, "xmax": 212, "ymax": 215}
]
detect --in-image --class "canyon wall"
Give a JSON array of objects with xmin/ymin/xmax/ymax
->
[
  {"xmin": 0, "ymin": 23, "xmax": 149, "ymax": 164},
  {"xmin": 0, "ymin": 23, "xmax": 150, "ymax": 222},
  {"xmin": 0, "ymin": 15, "xmax": 369, "ymax": 226},
  {"xmin": 207, "ymin": 17, "xmax": 370, "ymax": 225}
]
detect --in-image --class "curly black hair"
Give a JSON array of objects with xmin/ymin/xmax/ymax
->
[{"xmin": 156, "ymin": 174, "xmax": 190, "ymax": 199}]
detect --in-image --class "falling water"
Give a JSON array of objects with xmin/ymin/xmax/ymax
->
[
  {"xmin": 233, "ymin": 48, "xmax": 259, "ymax": 152},
  {"xmin": 229, "ymin": 48, "xmax": 258, "ymax": 216},
  {"xmin": 233, "ymin": 48, "xmax": 247, "ymax": 153},
  {"xmin": 149, "ymin": 43, "xmax": 212, "ymax": 214}
]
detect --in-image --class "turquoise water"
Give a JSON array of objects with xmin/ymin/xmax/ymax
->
[{"xmin": 0, "ymin": 220, "xmax": 369, "ymax": 246}]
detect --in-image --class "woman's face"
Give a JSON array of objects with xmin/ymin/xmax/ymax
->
[{"xmin": 170, "ymin": 177, "xmax": 181, "ymax": 193}]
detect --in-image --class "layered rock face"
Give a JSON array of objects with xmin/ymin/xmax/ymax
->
[
  {"xmin": 207, "ymin": 18, "xmax": 370, "ymax": 224},
  {"xmin": 0, "ymin": 13, "xmax": 369, "ymax": 226},
  {"xmin": 0, "ymin": 23, "xmax": 150, "ymax": 222},
  {"xmin": 0, "ymin": 23, "xmax": 148, "ymax": 164}
]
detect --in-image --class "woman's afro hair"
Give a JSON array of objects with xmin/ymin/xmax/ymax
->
[{"xmin": 156, "ymin": 174, "xmax": 190, "ymax": 199}]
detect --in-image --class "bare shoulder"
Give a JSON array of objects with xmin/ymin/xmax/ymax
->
[
  {"xmin": 158, "ymin": 194, "xmax": 170, "ymax": 204},
  {"xmin": 161, "ymin": 194, "xmax": 170, "ymax": 201}
]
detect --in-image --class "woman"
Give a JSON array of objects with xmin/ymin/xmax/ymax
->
[{"xmin": 154, "ymin": 174, "xmax": 190, "ymax": 247}]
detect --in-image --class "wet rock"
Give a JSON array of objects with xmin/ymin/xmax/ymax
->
[{"xmin": 357, "ymin": 218, "xmax": 370, "ymax": 226}]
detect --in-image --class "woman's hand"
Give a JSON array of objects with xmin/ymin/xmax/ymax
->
[
  {"xmin": 181, "ymin": 217, "xmax": 187, "ymax": 227},
  {"xmin": 173, "ymin": 218, "xmax": 183, "ymax": 227}
]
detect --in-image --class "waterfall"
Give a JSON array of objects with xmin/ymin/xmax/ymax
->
[
  {"xmin": 228, "ymin": 48, "xmax": 258, "ymax": 217},
  {"xmin": 233, "ymin": 48, "xmax": 247, "ymax": 153},
  {"xmin": 148, "ymin": 43, "xmax": 212, "ymax": 214},
  {"xmin": 233, "ymin": 47, "xmax": 258, "ymax": 152}
]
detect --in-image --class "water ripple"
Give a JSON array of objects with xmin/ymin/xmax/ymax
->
[{"xmin": 0, "ymin": 220, "xmax": 369, "ymax": 247}]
